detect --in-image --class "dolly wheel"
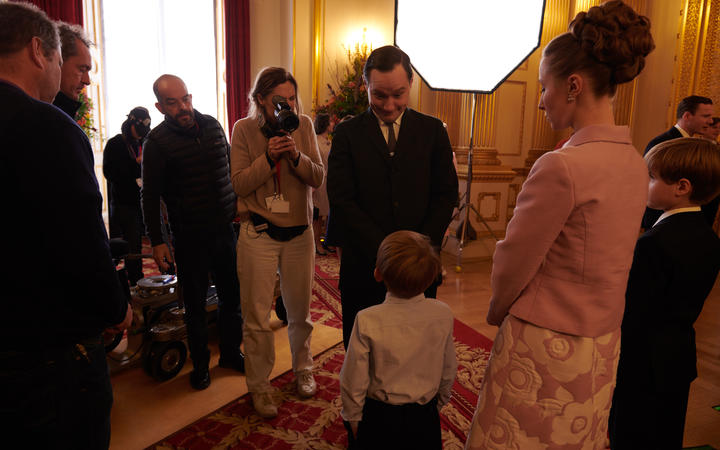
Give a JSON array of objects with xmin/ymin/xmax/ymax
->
[{"xmin": 147, "ymin": 341, "xmax": 187, "ymax": 381}]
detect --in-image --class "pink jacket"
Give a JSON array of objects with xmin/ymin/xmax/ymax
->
[{"xmin": 488, "ymin": 124, "xmax": 648, "ymax": 337}]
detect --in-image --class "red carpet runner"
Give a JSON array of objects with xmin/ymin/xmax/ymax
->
[{"xmin": 147, "ymin": 253, "xmax": 493, "ymax": 449}]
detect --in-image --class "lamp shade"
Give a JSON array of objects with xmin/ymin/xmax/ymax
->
[{"xmin": 395, "ymin": 0, "xmax": 546, "ymax": 93}]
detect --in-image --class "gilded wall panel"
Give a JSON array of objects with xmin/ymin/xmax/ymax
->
[
  {"xmin": 507, "ymin": 183, "xmax": 521, "ymax": 222},
  {"xmin": 476, "ymin": 192, "xmax": 502, "ymax": 222},
  {"xmin": 696, "ymin": 0, "xmax": 720, "ymax": 106},
  {"xmin": 496, "ymin": 81, "xmax": 527, "ymax": 156},
  {"xmin": 670, "ymin": 0, "xmax": 719, "ymax": 125},
  {"xmin": 529, "ymin": 0, "xmax": 572, "ymax": 157}
]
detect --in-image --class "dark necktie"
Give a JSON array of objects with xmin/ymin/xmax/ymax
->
[{"xmin": 385, "ymin": 121, "xmax": 396, "ymax": 156}]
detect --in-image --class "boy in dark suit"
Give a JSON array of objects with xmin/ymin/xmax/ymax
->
[{"xmin": 609, "ymin": 137, "xmax": 720, "ymax": 449}]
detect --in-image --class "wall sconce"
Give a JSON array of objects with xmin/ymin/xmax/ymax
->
[{"xmin": 343, "ymin": 27, "xmax": 385, "ymax": 56}]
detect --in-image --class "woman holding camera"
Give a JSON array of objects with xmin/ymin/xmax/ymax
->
[{"xmin": 230, "ymin": 67, "xmax": 324, "ymax": 419}]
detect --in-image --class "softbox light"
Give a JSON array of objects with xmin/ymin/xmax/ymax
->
[{"xmin": 395, "ymin": 0, "xmax": 546, "ymax": 93}]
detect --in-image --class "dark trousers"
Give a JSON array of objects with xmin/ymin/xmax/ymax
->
[
  {"xmin": 110, "ymin": 203, "xmax": 144, "ymax": 285},
  {"xmin": 340, "ymin": 249, "xmax": 439, "ymax": 349},
  {"xmin": 173, "ymin": 224, "xmax": 243, "ymax": 368},
  {"xmin": 0, "ymin": 336, "xmax": 113, "ymax": 449},
  {"xmin": 609, "ymin": 381, "xmax": 690, "ymax": 449},
  {"xmin": 349, "ymin": 397, "xmax": 441, "ymax": 450}
]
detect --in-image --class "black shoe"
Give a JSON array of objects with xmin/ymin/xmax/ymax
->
[
  {"xmin": 218, "ymin": 351, "xmax": 246, "ymax": 373},
  {"xmin": 190, "ymin": 366, "xmax": 211, "ymax": 390}
]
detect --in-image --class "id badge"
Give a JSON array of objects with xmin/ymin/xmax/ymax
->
[{"xmin": 265, "ymin": 194, "xmax": 290, "ymax": 213}]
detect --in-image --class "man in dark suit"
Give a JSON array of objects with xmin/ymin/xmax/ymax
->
[
  {"xmin": 642, "ymin": 95, "xmax": 714, "ymax": 228},
  {"xmin": 0, "ymin": 3, "xmax": 131, "ymax": 446},
  {"xmin": 327, "ymin": 45, "xmax": 458, "ymax": 348},
  {"xmin": 609, "ymin": 138, "xmax": 720, "ymax": 449}
]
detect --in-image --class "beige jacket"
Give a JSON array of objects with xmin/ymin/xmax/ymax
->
[{"xmin": 230, "ymin": 114, "xmax": 324, "ymax": 227}]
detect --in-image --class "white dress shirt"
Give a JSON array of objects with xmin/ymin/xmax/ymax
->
[
  {"xmin": 339, "ymin": 292, "xmax": 457, "ymax": 423},
  {"xmin": 653, "ymin": 206, "xmax": 702, "ymax": 227},
  {"xmin": 674, "ymin": 124, "xmax": 691, "ymax": 137},
  {"xmin": 372, "ymin": 109, "xmax": 405, "ymax": 148}
]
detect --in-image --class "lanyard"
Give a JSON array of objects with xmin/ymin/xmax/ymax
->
[{"xmin": 273, "ymin": 159, "xmax": 282, "ymax": 196}]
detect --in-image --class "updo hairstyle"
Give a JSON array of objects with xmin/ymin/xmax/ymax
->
[{"xmin": 543, "ymin": 0, "xmax": 655, "ymax": 97}]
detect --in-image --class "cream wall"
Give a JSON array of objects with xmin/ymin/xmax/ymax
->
[
  {"xmin": 248, "ymin": 0, "xmax": 294, "ymax": 102},
  {"xmin": 318, "ymin": 0, "xmax": 403, "ymax": 107}
]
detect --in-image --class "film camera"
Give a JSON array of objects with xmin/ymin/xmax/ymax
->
[{"xmin": 271, "ymin": 95, "xmax": 299, "ymax": 134}]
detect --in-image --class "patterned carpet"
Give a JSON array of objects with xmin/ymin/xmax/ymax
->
[{"xmin": 146, "ymin": 252, "xmax": 493, "ymax": 449}]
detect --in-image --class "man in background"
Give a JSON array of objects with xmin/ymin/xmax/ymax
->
[
  {"xmin": 142, "ymin": 74, "xmax": 244, "ymax": 390},
  {"xmin": 103, "ymin": 106, "xmax": 152, "ymax": 286},
  {"xmin": 0, "ymin": 3, "xmax": 131, "ymax": 447},
  {"xmin": 642, "ymin": 95, "xmax": 715, "ymax": 228},
  {"xmin": 52, "ymin": 21, "xmax": 92, "ymax": 119}
]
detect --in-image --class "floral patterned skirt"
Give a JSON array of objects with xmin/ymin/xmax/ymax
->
[{"xmin": 465, "ymin": 315, "xmax": 620, "ymax": 450}]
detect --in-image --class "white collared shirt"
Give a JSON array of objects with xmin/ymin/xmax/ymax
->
[
  {"xmin": 674, "ymin": 124, "xmax": 691, "ymax": 137},
  {"xmin": 372, "ymin": 109, "xmax": 405, "ymax": 146},
  {"xmin": 653, "ymin": 206, "xmax": 701, "ymax": 227},
  {"xmin": 339, "ymin": 292, "xmax": 457, "ymax": 423}
]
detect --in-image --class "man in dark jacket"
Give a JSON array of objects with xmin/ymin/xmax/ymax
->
[
  {"xmin": 52, "ymin": 21, "xmax": 92, "ymax": 119},
  {"xmin": 0, "ymin": 3, "xmax": 131, "ymax": 447},
  {"xmin": 642, "ymin": 95, "xmax": 714, "ymax": 228},
  {"xmin": 103, "ymin": 106, "xmax": 152, "ymax": 285},
  {"xmin": 142, "ymin": 74, "xmax": 244, "ymax": 390},
  {"xmin": 327, "ymin": 46, "xmax": 458, "ymax": 349}
]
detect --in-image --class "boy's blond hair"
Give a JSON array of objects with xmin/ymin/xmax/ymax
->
[
  {"xmin": 645, "ymin": 137, "xmax": 720, "ymax": 204},
  {"xmin": 375, "ymin": 230, "xmax": 441, "ymax": 298}
]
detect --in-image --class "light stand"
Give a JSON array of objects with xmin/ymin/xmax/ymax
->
[{"xmin": 452, "ymin": 93, "xmax": 498, "ymax": 272}]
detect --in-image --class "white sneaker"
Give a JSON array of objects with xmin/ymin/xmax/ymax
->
[
  {"xmin": 251, "ymin": 391, "xmax": 278, "ymax": 418},
  {"xmin": 296, "ymin": 370, "xmax": 317, "ymax": 398}
]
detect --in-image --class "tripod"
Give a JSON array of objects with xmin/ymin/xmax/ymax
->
[{"xmin": 452, "ymin": 92, "xmax": 498, "ymax": 272}]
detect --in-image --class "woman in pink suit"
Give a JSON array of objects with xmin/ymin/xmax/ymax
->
[{"xmin": 465, "ymin": 2, "xmax": 654, "ymax": 448}]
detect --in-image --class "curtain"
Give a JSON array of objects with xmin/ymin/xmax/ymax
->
[
  {"xmin": 20, "ymin": 0, "xmax": 84, "ymax": 26},
  {"xmin": 225, "ymin": 0, "xmax": 251, "ymax": 127}
]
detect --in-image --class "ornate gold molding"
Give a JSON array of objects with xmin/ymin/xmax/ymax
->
[
  {"xmin": 435, "ymin": 91, "xmax": 503, "ymax": 169},
  {"xmin": 528, "ymin": 0, "xmax": 572, "ymax": 166},
  {"xmin": 475, "ymin": 192, "xmax": 501, "ymax": 222},
  {"xmin": 311, "ymin": 0, "xmax": 324, "ymax": 108},
  {"xmin": 497, "ymin": 80, "xmax": 527, "ymax": 156},
  {"xmin": 455, "ymin": 161, "xmax": 516, "ymax": 182},
  {"xmin": 215, "ymin": 0, "xmax": 228, "ymax": 131},
  {"xmin": 83, "ymin": 0, "xmax": 105, "ymax": 150},
  {"xmin": 507, "ymin": 183, "xmax": 521, "ymax": 222},
  {"xmin": 696, "ymin": 0, "xmax": 720, "ymax": 102},
  {"xmin": 613, "ymin": 78, "xmax": 637, "ymax": 126},
  {"xmin": 83, "ymin": 0, "xmax": 107, "ymax": 216},
  {"xmin": 670, "ymin": 0, "xmax": 719, "ymax": 125}
]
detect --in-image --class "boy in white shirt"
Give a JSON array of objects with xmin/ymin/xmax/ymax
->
[{"xmin": 340, "ymin": 230, "xmax": 456, "ymax": 449}]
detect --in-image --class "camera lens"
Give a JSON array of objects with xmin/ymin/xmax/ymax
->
[{"xmin": 274, "ymin": 103, "xmax": 299, "ymax": 133}]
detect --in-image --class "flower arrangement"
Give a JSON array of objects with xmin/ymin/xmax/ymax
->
[
  {"xmin": 75, "ymin": 91, "xmax": 97, "ymax": 139},
  {"xmin": 314, "ymin": 43, "xmax": 371, "ymax": 124}
]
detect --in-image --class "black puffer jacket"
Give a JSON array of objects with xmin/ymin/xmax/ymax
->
[{"xmin": 141, "ymin": 110, "xmax": 236, "ymax": 245}]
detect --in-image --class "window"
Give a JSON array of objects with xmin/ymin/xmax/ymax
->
[{"xmin": 101, "ymin": 0, "xmax": 218, "ymax": 136}]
